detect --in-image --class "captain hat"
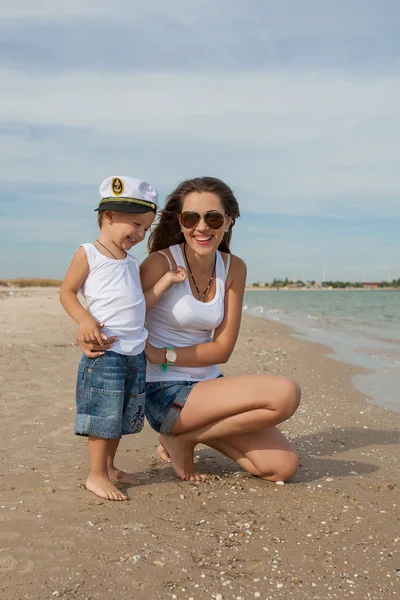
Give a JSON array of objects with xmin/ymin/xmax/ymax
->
[{"xmin": 96, "ymin": 176, "xmax": 158, "ymax": 214}]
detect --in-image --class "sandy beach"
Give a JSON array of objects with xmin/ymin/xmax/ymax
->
[{"xmin": 0, "ymin": 287, "xmax": 399, "ymax": 600}]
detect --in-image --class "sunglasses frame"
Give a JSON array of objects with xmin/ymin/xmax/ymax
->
[{"xmin": 179, "ymin": 210, "xmax": 227, "ymax": 230}]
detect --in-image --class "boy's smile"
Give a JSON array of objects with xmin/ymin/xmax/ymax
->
[{"xmin": 98, "ymin": 210, "xmax": 155, "ymax": 256}]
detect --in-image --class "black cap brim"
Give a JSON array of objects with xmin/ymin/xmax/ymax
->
[{"xmin": 95, "ymin": 202, "xmax": 156, "ymax": 214}]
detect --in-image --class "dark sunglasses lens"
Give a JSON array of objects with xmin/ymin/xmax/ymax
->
[
  {"xmin": 205, "ymin": 212, "xmax": 225, "ymax": 229},
  {"xmin": 181, "ymin": 212, "xmax": 200, "ymax": 228}
]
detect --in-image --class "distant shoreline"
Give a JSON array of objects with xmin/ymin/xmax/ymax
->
[
  {"xmin": 0, "ymin": 278, "xmax": 63, "ymax": 288},
  {"xmin": 245, "ymin": 286, "xmax": 400, "ymax": 291},
  {"xmin": 1, "ymin": 279, "xmax": 398, "ymax": 291}
]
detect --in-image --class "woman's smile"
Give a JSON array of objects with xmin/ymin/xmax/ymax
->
[{"xmin": 192, "ymin": 234, "xmax": 213, "ymax": 246}]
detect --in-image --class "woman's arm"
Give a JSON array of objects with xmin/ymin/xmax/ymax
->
[
  {"xmin": 144, "ymin": 255, "xmax": 247, "ymax": 368},
  {"xmin": 60, "ymin": 247, "xmax": 105, "ymax": 345}
]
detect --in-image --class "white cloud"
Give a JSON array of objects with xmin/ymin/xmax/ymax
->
[
  {"xmin": 1, "ymin": 0, "xmax": 218, "ymax": 21},
  {"xmin": 2, "ymin": 0, "xmax": 132, "ymax": 19},
  {"xmin": 3, "ymin": 0, "xmax": 396, "ymax": 39},
  {"xmin": 2, "ymin": 69, "xmax": 399, "ymax": 135},
  {"xmin": 0, "ymin": 215, "xmax": 93, "ymax": 242},
  {"xmin": 1, "ymin": 68, "xmax": 400, "ymax": 217}
]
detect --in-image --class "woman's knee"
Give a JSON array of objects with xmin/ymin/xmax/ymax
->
[
  {"xmin": 259, "ymin": 450, "xmax": 300, "ymax": 482},
  {"xmin": 262, "ymin": 376, "xmax": 301, "ymax": 420},
  {"xmin": 281, "ymin": 378, "xmax": 301, "ymax": 418}
]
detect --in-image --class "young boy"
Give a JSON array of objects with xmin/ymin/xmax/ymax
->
[{"xmin": 60, "ymin": 175, "xmax": 159, "ymax": 501}]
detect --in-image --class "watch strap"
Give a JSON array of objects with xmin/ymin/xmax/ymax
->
[{"xmin": 161, "ymin": 346, "xmax": 175, "ymax": 371}]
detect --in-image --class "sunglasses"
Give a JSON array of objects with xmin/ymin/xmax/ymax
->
[{"xmin": 180, "ymin": 210, "xmax": 226, "ymax": 230}]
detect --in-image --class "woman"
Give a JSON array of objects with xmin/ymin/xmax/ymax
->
[{"xmin": 80, "ymin": 177, "xmax": 301, "ymax": 482}]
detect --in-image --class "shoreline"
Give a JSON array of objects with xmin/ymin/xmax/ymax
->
[
  {"xmin": 243, "ymin": 289, "xmax": 400, "ymax": 413},
  {"xmin": 245, "ymin": 286, "xmax": 400, "ymax": 291},
  {"xmin": 242, "ymin": 311, "xmax": 400, "ymax": 414},
  {"xmin": 235, "ymin": 314, "xmax": 392, "ymax": 419},
  {"xmin": 2, "ymin": 283, "xmax": 399, "ymax": 292},
  {"xmin": 1, "ymin": 289, "xmax": 399, "ymax": 599}
]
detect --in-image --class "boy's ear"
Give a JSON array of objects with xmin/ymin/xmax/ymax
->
[{"xmin": 103, "ymin": 210, "xmax": 114, "ymax": 224}]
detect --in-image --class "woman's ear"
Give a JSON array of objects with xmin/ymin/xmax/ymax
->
[
  {"xmin": 224, "ymin": 215, "xmax": 233, "ymax": 232},
  {"xmin": 177, "ymin": 213, "xmax": 183, "ymax": 232}
]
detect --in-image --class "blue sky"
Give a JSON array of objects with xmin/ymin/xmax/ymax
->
[{"xmin": 1, "ymin": 0, "xmax": 400, "ymax": 282}]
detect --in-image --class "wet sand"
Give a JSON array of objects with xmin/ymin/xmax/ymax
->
[{"xmin": 0, "ymin": 288, "xmax": 399, "ymax": 600}]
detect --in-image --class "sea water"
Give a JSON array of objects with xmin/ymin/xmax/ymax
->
[{"xmin": 244, "ymin": 289, "xmax": 400, "ymax": 412}]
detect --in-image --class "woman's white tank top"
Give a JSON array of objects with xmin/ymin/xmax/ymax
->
[{"xmin": 146, "ymin": 244, "xmax": 230, "ymax": 382}]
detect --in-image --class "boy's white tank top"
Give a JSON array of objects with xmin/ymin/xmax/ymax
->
[
  {"xmin": 80, "ymin": 243, "xmax": 147, "ymax": 356},
  {"xmin": 146, "ymin": 244, "xmax": 230, "ymax": 382}
]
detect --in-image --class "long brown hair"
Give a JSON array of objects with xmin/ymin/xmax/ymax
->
[{"xmin": 148, "ymin": 177, "xmax": 240, "ymax": 254}]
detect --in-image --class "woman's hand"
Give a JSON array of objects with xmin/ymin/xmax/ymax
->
[
  {"xmin": 145, "ymin": 342, "xmax": 166, "ymax": 364},
  {"xmin": 75, "ymin": 325, "xmax": 117, "ymax": 358}
]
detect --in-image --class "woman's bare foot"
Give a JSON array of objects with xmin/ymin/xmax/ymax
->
[
  {"xmin": 159, "ymin": 434, "xmax": 204, "ymax": 481},
  {"xmin": 108, "ymin": 467, "xmax": 140, "ymax": 486},
  {"xmin": 157, "ymin": 444, "xmax": 171, "ymax": 462},
  {"xmin": 86, "ymin": 474, "xmax": 128, "ymax": 501}
]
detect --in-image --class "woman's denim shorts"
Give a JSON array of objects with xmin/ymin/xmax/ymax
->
[
  {"xmin": 75, "ymin": 351, "xmax": 146, "ymax": 439},
  {"xmin": 145, "ymin": 375, "xmax": 223, "ymax": 434}
]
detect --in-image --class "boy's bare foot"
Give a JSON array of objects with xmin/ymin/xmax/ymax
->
[
  {"xmin": 157, "ymin": 444, "xmax": 171, "ymax": 462},
  {"xmin": 86, "ymin": 474, "xmax": 128, "ymax": 501},
  {"xmin": 159, "ymin": 434, "xmax": 205, "ymax": 482},
  {"xmin": 108, "ymin": 467, "xmax": 140, "ymax": 486}
]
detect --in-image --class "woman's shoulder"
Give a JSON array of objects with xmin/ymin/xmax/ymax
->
[
  {"xmin": 157, "ymin": 245, "xmax": 176, "ymax": 255},
  {"xmin": 141, "ymin": 247, "xmax": 177, "ymax": 272},
  {"xmin": 220, "ymin": 252, "xmax": 247, "ymax": 289},
  {"xmin": 220, "ymin": 251, "xmax": 246, "ymax": 272}
]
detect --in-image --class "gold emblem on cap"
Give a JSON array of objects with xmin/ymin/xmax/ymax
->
[
  {"xmin": 111, "ymin": 177, "xmax": 124, "ymax": 196},
  {"xmin": 151, "ymin": 203, "xmax": 156, "ymax": 210}
]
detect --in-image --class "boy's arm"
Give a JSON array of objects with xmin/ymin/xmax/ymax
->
[
  {"xmin": 141, "ymin": 252, "xmax": 186, "ymax": 309},
  {"xmin": 59, "ymin": 247, "xmax": 105, "ymax": 345},
  {"xmin": 143, "ymin": 268, "xmax": 186, "ymax": 309}
]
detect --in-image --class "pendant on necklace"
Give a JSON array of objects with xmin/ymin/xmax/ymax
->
[{"xmin": 183, "ymin": 243, "xmax": 216, "ymax": 302}]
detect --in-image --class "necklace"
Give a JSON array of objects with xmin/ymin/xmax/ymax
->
[
  {"xmin": 95, "ymin": 239, "xmax": 119, "ymax": 260},
  {"xmin": 183, "ymin": 243, "xmax": 217, "ymax": 302}
]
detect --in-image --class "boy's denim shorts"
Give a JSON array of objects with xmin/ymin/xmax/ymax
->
[
  {"xmin": 145, "ymin": 375, "xmax": 223, "ymax": 435},
  {"xmin": 75, "ymin": 351, "xmax": 146, "ymax": 439}
]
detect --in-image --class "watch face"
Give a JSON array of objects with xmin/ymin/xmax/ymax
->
[{"xmin": 166, "ymin": 349, "xmax": 177, "ymax": 363}]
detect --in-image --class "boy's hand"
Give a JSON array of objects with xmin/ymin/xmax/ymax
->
[
  {"xmin": 76, "ymin": 324, "xmax": 117, "ymax": 357},
  {"xmin": 166, "ymin": 266, "xmax": 187, "ymax": 285},
  {"xmin": 79, "ymin": 316, "xmax": 104, "ymax": 345}
]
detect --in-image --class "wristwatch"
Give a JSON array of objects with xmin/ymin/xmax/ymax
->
[{"xmin": 161, "ymin": 346, "xmax": 177, "ymax": 371}]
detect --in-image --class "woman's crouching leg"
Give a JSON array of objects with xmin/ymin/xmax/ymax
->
[
  {"xmin": 171, "ymin": 374, "xmax": 301, "ymax": 437},
  {"xmin": 206, "ymin": 426, "xmax": 300, "ymax": 482},
  {"xmin": 270, "ymin": 376, "xmax": 301, "ymax": 423}
]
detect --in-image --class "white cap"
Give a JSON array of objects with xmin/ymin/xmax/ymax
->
[{"xmin": 96, "ymin": 176, "xmax": 158, "ymax": 213}]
